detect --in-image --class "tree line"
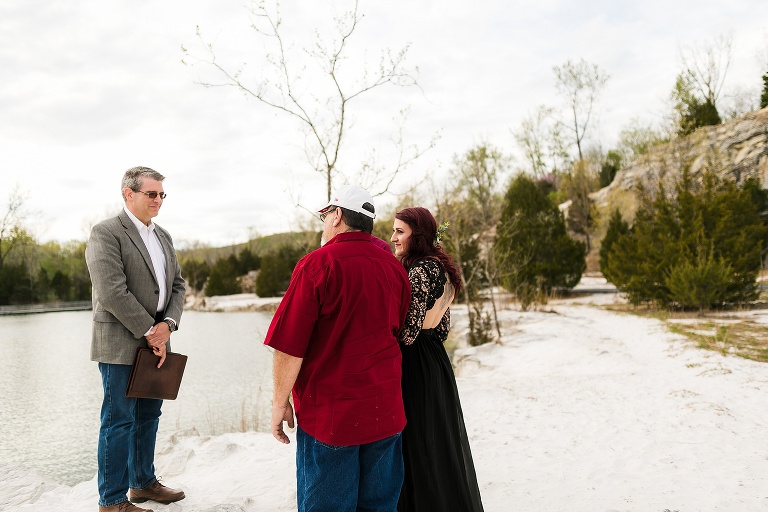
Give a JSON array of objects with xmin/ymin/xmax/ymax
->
[
  {"xmin": 0, "ymin": 232, "xmax": 91, "ymax": 305},
  {"xmin": 179, "ymin": 241, "xmax": 314, "ymax": 299}
]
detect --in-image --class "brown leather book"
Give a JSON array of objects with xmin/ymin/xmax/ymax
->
[{"xmin": 126, "ymin": 348, "xmax": 188, "ymax": 400}]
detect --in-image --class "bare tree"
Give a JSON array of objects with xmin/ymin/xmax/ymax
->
[
  {"xmin": 553, "ymin": 59, "xmax": 610, "ymax": 162},
  {"xmin": 355, "ymin": 107, "xmax": 438, "ymax": 196},
  {"xmin": 514, "ymin": 105, "xmax": 551, "ymax": 178},
  {"xmin": 679, "ymin": 33, "xmax": 733, "ymax": 109},
  {"xmin": 513, "ymin": 105, "xmax": 570, "ymax": 177},
  {"xmin": 0, "ymin": 186, "xmax": 29, "ymax": 269},
  {"xmin": 561, "ymin": 159, "xmax": 600, "ymax": 252},
  {"xmin": 437, "ymin": 145, "xmax": 508, "ymax": 343},
  {"xmin": 616, "ymin": 117, "xmax": 669, "ymax": 164},
  {"xmin": 183, "ymin": 0, "xmax": 433, "ymax": 201}
]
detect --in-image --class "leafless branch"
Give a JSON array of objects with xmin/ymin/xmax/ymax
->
[{"xmin": 184, "ymin": 0, "xmax": 426, "ymax": 201}]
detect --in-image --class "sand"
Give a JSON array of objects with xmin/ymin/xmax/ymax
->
[{"xmin": 4, "ymin": 280, "xmax": 768, "ymax": 511}]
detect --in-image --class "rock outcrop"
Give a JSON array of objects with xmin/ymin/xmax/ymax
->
[{"xmin": 593, "ymin": 106, "xmax": 768, "ymax": 221}]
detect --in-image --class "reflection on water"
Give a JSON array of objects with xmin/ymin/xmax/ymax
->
[{"xmin": 0, "ymin": 310, "xmax": 274, "ymax": 486}]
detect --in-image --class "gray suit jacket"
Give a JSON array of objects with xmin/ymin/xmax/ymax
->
[{"xmin": 85, "ymin": 210, "xmax": 186, "ymax": 364}]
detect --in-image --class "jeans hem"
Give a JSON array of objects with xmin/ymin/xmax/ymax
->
[
  {"xmin": 99, "ymin": 498, "xmax": 129, "ymax": 507},
  {"xmin": 131, "ymin": 478, "xmax": 158, "ymax": 491}
]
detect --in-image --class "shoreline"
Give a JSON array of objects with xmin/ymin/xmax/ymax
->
[
  {"xmin": 0, "ymin": 301, "xmax": 92, "ymax": 316},
  {"xmin": 184, "ymin": 292, "xmax": 282, "ymax": 313}
]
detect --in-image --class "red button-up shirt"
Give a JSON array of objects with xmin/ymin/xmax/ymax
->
[{"xmin": 264, "ymin": 231, "xmax": 411, "ymax": 446}]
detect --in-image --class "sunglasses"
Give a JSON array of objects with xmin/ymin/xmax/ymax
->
[
  {"xmin": 319, "ymin": 206, "xmax": 337, "ymax": 222},
  {"xmin": 134, "ymin": 190, "xmax": 167, "ymax": 200}
]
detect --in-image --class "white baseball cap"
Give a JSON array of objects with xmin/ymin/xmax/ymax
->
[{"xmin": 318, "ymin": 185, "xmax": 376, "ymax": 219}]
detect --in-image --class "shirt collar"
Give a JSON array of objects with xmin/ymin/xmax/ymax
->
[
  {"xmin": 325, "ymin": 231, "xmax": 369, "ymax": 245},
  {"xmin": 123, "ymin": 206, "xmax": 155, "ymax": 233}
]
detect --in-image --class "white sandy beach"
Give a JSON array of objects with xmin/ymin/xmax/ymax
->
[{"xmin": 3, "ymin": 279, "xmax": 768, "ymax": 511}]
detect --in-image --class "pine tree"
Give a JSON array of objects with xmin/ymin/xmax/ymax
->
[
  {"xmin": 761, "ymin": 72, "xmax": 768, "ymax": 109},
  {"xmin": 605, "ymin": 167, "xmax": 766, "ymax": 308},
  {"xmin": 600, "ymin": 150, "xmax": 622, "ymax": 188},
  {"xmin": 672, "ymin": 74, "xmax": 722, "ymax": 137},
  {"xmin": 494, "ymin": 175, "xmax": 585, "ymax": 308},
  {"xmin": 606, "ymin": 183, "xmax": 676, "ymax": 305},
  {"xmin": 255, "ymin": 244, "xmax": 308, "ymax": 297},
  {"xmin": 204, "ymin": 256, "xmax": 240, "ymax": 296},
  {"xmin": 563, "ymin": 160, "xmax": 600, "ymax": 251},
  {"xmin": 599, "ymin": 209, "xmax": 629, "ymax": 284},
  {"xmin": 180, "ymin": 258, "xmax": 210, "ymax": 292},
  {"xmin": 237, "ymin": 247, "xmax": 261, "ymax": 274}
]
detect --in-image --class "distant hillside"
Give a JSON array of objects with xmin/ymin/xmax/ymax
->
[
  {"xmin": 593, "ymin": 106, "xmax": 768, "ymax": 223},
  {"xmin": 178, "ymin": 231, "xmax": 319, "ymax": 263}
]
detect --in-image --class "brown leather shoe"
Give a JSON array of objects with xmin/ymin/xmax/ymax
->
[
  {"xmin": 99, "ymin": 500, "xmax": 154, "ymax": 512},
  {"xmin": 129, "ymin": 480, "xmax": 185, "ymax": 504}
]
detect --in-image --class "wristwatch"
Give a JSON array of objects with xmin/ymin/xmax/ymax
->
[{"xmin": 163, "ymin": 319, "xmax": 177, "ymax": 332}]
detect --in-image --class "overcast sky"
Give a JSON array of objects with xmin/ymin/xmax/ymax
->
[{"xmin": 2, "ymin": 0, "xmax": 766, "ymax": 247}]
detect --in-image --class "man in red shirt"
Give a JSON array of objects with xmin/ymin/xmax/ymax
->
[{"xmin": 264, "ymin": 185, "xmax": 411, "ymax": 512}]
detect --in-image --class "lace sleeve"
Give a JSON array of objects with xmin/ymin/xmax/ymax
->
[
  {"xmin": 434, "ymin": 308, "xmax": 450, "ymax": 344},
  {"xmin": 398, "ymin": 264, "xmax": 432, "ymax": 346}
]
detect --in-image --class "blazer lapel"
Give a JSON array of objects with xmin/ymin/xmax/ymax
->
[
  {"xmin": 119, "ymin": 211, "xmax": 159, "ymax": 286},
  {"xmin": 155, "ymin": 226, "xmax": 175, "ymax": 301}
]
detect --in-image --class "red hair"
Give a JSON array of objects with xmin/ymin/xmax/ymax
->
[{"xmin": 395, "ymin": 207, "xmax": 463, "ymax": 296}]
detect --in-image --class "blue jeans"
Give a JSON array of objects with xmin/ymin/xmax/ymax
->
[
  {"xmin": 97, "ymin": 363, "xmax": 162, "ymax": 507},
  {"xmin": 296, "ymin": 426, "xmax": 404, "ymax": 512}
]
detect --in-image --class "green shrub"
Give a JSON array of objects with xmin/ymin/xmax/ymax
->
[
  {"xmin": 180, "ymin": 257, "xmax": 210, "ymax": 292},
  {"xmin": 664, "ymin": 250, "xmax": 733, "ymax": 311},
  {"xmin": 204, "ymin": 256, "xmax": 240, "ymax": 296},
  {"xmin": 255, "ymin": 244, "xmax": 309, "ymax": 297},
  {"xmin": 605, "ymin": 167, "xmax": 766, "ymax": 308},
  {"xmin": 494, "ymin": 174, "xmax": 586, "ymax": 307},
  {"xmin": 599, "ymin": 209, "xmax": 629, "ymax": 284}
]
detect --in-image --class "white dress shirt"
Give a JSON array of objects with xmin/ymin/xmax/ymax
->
[{"xmin": 123, "ymin": 206, "xmax": 168, "ymax": 313}]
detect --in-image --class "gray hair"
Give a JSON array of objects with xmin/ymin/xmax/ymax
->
[
  {"xmin": 121, "ymin": 166, "xmax": 165, "ymax": 201},
  {"xmin": 339, "ymin": 205, "xmax": 375, "ymax": 234}
]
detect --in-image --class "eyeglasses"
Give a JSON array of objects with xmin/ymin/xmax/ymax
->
[
  {"xmin": 319, "ymin": 206, "xmax": 337, "ymax": 222},
  {"xmin": 133, "ymin": 190, "xmax": 167, "ymax": 200}
]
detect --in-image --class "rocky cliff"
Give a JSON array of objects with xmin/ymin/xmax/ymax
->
[{"xmin": 593, "ymin": 106, "xmax": 768, "ymax": 222}]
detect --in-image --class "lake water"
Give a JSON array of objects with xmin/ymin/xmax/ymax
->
[{"xmin": 0, "ymin": 310, "xmax": 275, "ymax": 486}]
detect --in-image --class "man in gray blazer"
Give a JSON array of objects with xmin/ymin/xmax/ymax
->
[{"xmin": 86, "ymin": 167, "xmax": 186, "ymax": 512}]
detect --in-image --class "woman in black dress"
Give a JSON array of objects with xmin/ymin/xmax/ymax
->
[{"xmin": 391, "ymin": 207, "xmax": 484, "ymax": 512}]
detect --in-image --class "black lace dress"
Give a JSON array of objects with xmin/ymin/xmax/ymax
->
[{"xmin": 397, "ymin": 258, "xmax": 484, "ymax": 512}]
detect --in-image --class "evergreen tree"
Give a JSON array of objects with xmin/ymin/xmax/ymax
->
[
  {"xmin": 605, "ymin": 167, "xmax": 766, "ymax": 308},
  {"xmin": 600, "ymin": 150, "xmax": 622, "ymax": 188},
  {"xmin": 180, "ymin": 257, "xmax": 210, "ymax": 292},
  {"xmin": 672, "ymin": 74, "xmax": 722, "ymax": 137},
  {"xmin": 204, "ymin": 256, "xmax": 240, "ymax": 296},
  {"xmin": 64, "ymin": 241, "xmax": 91, "ymax": 301},
  {"xmin": 50, "ymin": 269, "xmax": 71, "ymax": 301},
  {"xmin": 562, "ymin": 160, "xmax": 600, "ymax": 251},
  {"xmin": 237, "ymin": 247, "xmax": 261, "ymax": 274},
  {"xmin": 742, "ymin": 177, "xmax": 768, "ymax": 266},
  {"xmin": 678, "ymin": 97, "xmax": 722, "ymax": 137},
  {"xmin": 255, "ymin": 244, "xmax": 308, "ymax": 297},
  {"xmin": 34, "ymin": 267, "xmax": 51, "ymax": 302},
  {"xmin": 599, "ymin": 209, "xmax": 629, "ymax": 284},
  {"xmin": 534, "ymin": 174, "xmax": 557, "ymax": 198},
  {"xmin": 0, "ymin": 263, "xmax": 33, "ymax": 305},
  {"xmin": 607, "ymin": 184, "xmax": 681, "ymax": 305},
  {"xmin": 494, "ymin": 174, "xmax": 586, "ymax": 308},
  {"xmin": 761, "ymin": 72, "xmax": 768, "ymax": 109},
  {"xmin": 665, "ymin": 248, "xmax": 733, "ymax": 313}
]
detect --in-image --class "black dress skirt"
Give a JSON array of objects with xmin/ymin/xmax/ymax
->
[{"xmin": 397, "ymin": 327, "xmax": 484, "ymax": 512}]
